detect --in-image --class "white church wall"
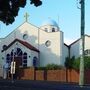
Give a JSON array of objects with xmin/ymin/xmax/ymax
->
[
  {"xmin": 0, "ymin": 31, "xmax": 17, "ymax": 77},
  {"xmin": 40, "ymin": 25, "xmax": 59, "ymax": 32},
  {"xmin": 14, "ymin": 42, "xmax": 39, "ymax": 67},
  {"xmin": 63, "ymin": 44, "xmax": 69, "ymax": 65},
  {"xmin": 1, "ymin": 31, "xmax": 16, "ymax": 47},
  {"xmin": 0, "ymin": 49, "xmax": 5, "ymax": 77},
  {"xmin": 0, "ymin": 38, "xmax": 4, "ymax": 77},
  {"xmin": 70, "ymin": 39, "xmax": 81, "ymax": 58},
  {"xmin": 39, "ymin": 29, "xmax": 63, "ymax": 66},
  {"xmin": 2, "ymin": 41, "xmax": 39, "ymax": 68},
  {"xmin": 31, "ymin": 51, "xmax": 39, "ymax": 67},
  {"xmin": 16, "ymin": 22, "xmax": 39, "ymax": 49}
]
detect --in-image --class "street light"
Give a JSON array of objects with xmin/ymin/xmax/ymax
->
[{"xmin": 79, "ymin": 0, "xmax": 85, "ymax": 86}]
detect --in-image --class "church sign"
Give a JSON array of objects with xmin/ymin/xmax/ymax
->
[{"xmin": 10, "ymin": 61, "xmax": 16, "ymax": 74}]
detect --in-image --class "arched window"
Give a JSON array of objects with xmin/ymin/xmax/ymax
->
[
  {"xmin": 16, "ymin": 48, "xmax": 22, "ymax": 56},
  {"xmin": 45, "ymin": 28, "xmax": 48, "ymax": 32},
  {"xmin": 6, "ymin": 54, "xmax": 11, "ymax": 63},
  {"xmin": 52, "ymin": 28, "xmax": 55, "ymax": 32},
  {"xmin": 33, "ymin": 56, "xmax": 38, "ymax": 67},
  {"xmin": 22, "ymin": 52, "xmax": 27, "ymax": 67}
]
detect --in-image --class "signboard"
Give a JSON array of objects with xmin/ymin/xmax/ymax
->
[{"xmin": 10, "ymin": 61, "xmax": 16, "ymax": 74}]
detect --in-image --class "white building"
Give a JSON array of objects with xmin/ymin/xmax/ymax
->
[
  {"xmin": 70, "ymin": 35, "xmax": 90, "ymax": 58},
  {"xmin": 1, "ymin": 15, "xmax": 90, "ymax": 79},
  {"xmin": 0, "ymin": 18, "xmax": 69, "ymax": 77}
]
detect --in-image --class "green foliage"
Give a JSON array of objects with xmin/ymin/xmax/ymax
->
[
  {"xmin": 72, "ymin": 57, "xmax": 80, "ymax": 70},
  {"xmin": 30, "ymin": 0, "xmax": 42, "ymax": 7},
  {"xmin": 73, "ymin": 56, "xmax": 90, "ymax": 70},
  {"xmin": 36, "ymin": 67, "xmax": 46, "ymax": 70},
  {"xmin": 65, "ymin": 56, "xmax": 75, "ymax": 69},
  {"xmin": 45, "ymin": 64, "xmax": 64, "ymax": 70},
  {"xmin": 36, "ymin": 64, "xmax": 64, "ymax": 70},
  {"xmin": 0, "ymin": 0, "xmax": 42, "ymax": 25},
  {"xmin": 65, "ymin": 56, "xmax": 90, "ymax": 70},
  {"xmin": 83, "ymin": 56, "xmax": 90, "ymax": 70}
]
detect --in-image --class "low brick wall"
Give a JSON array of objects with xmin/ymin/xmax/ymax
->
[
  {"xmin": 85, "ymin": 70, "xmax": 90, "ymax": 84},
  {"xmin": 47, "ymin": 69, "xmax": 66, "ymax": 82},
  {"xmin": 20, "ymin": 67, "xmax": 35, "ymax": 80},
  {"xmin": 15, "ymin": 68, "xmax": 90, "ymax": 84},
  {"xmin": 35, "ymin": 70, "xmax": 45, "ymax": 80},
  {"xmin": 67, "ymin": 69, "xmax": 79, "ymax": 83}
]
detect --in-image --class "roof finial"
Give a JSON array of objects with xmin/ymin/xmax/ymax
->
[{"xmin": 24, "ymin": 12, "xmax": 29, "ymax": 22}]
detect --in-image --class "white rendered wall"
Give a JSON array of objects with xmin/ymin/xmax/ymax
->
[
  {"xmin": 70, "ymin": 35, "xmax": 90, "ymax": 59},
  {"xmin": 84, "ymin": 36, "xmax": 90, "ymax": 50},
  {"xmin": 15, "ymin": 22, "xmax": 39, "ymax": 49},
  {"xmin": 31, "ymin": 51, "xmax": 39, "ymax": 67},
  {"xmin": 63, "ymin": 44, "xmax": 69, "ymax": 65},
  {"xmin": 40, "ymin": 25, "xmax": 59, "ymax": 32},
  {"xmin": 70, "ymin": 39, "xmax": 80, "ymax": 58},
  {"xmin": 2, "ymin": 42, "xmax": 39, "ymax": 67},
  {"xmin": 39, "ymin": 29, "xmax": 63, "ymax": 66},
  {"xmin": 0, "ymin": 38, "xmax": 5, "ymax": 77},
  {"xmin": 1, "ymin": 22, "xmax": 39, "ymax": 51}
]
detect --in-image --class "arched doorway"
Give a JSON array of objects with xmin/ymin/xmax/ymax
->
[{"xmin": 10, "ymin": 48, "xmax": 23, "ymax": 68}]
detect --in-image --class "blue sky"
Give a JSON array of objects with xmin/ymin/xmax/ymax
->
[{"xmin": 0, "ymin": 0, "xmax": 90, "ymax": 45}]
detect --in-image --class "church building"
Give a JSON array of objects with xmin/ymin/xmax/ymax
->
[{"xmin": 0, "ymin": 14, "xmax": 69, "ymax": 77}]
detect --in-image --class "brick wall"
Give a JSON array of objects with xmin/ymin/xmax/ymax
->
[
  {"xmin": 85, "ymin": 70, "xmax": 90, "ymax": 84},
  {"xmin": 17, "ymin": 68, "xmax": 90, "ymax": 84},
  {"xmin": 66, "ymin": 69, "xmax": 79, "ymax": 83},
  {"xmin": 35, "ymin": 70, "xmax": 45, "ymax": 80},
  {"xmin": 19, "ymin": 67, "xmax": 35, "ymax": 80},
  {"xmin": 47, "ymin": 70, "xmax": 66, "ymax": 82}
]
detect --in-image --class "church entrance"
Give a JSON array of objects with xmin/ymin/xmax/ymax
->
[
  {"xmin": 13, "ymin": 57, "xmax": 22, "ymax": 79},
  {"xmin": 6, "ymin": 48, "xmax": 27, "ymax": 79}
]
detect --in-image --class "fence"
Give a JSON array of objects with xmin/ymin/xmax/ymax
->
[{"xmin": 12, "ymin": 67, "xmax": 90, "ymax": 84}]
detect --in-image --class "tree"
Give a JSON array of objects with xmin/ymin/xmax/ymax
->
[
  {"xmin": 73, "ymin": 56, "xmax": 90, "ymax": 70},
  {"xmin": 65, "ymin": 56, "xmax": 90, "ymax": 70},
  {"xmin": 0, "ymin": 0, "xmax": 42, "ymax": 25},
  {"xmin": 65, "ymin": 56, "xmax": 75, "ymax": 69}
]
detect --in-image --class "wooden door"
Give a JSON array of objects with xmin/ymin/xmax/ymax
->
[{"xmin": 14, "ymin": 57, "xmax": 22, "ymax": 79}]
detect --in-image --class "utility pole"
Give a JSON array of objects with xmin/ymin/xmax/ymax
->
[{"xmin": 79, "ymin": 0, "xmax": 85, "ymax": 86}]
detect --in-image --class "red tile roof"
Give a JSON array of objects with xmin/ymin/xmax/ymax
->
[{"xmin": 2, "ymin": 39, "xmax": 39, "ymax": 52}]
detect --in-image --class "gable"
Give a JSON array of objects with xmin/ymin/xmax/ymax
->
[{"xmin": 2, "ymin": 39, "xmax": 39, "ymax": 52}]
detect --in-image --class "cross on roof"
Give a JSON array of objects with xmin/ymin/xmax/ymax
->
[{"xmin": 24, "ymin": 12, "xmax": 29, "ymax": 22}]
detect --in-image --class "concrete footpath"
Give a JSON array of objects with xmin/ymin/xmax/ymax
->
[{"xmin": 0, "ymin": 79, "xmax": 90, "ymax": 90}]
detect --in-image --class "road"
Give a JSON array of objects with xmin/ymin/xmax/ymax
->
[{"xmin": 0, "ymin": 79, "xmax": 90, "ymax": 90}]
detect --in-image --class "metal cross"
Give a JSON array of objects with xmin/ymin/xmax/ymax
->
[{"xmin": 24, "ymin": 12, "xmax": 29, "ymax": 22}]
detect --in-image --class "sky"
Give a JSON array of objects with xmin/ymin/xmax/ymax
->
[{"xmin": 0, "ymin": 0, "xmax": 90, "ymax": 45}]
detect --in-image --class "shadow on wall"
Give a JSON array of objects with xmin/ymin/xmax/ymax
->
[
  {"xmin": 16, "ymin": 30, "xmax": 38, "ymax": 48},
  {"xmin": 16, "ymin": 30, "xmax": 62, "ymax": 66},
  {"xmin": 39, "ymin": 43, "xmax": 62, "ymax": 66},
  {"xmin": 2, "ymin": 29, "xmax": 62, "ymax": 67}
]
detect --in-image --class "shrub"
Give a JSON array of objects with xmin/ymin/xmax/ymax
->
[
  {"xmin": 46, "ymin": 64, "xmax": 64, "ymax": 70},
  {"xmin": 36, "ymin": 67, "xmax": 46, "ymax": 70},
  {"xmin": 72, "ymin": 57, "xmax": 80, "ymax": 70},
  {"xmin": 65, "ymin": 56, "xmax": 75, "ymax": 69},
  {"xmin": 65, "ymin": 56, "xmax": 90, "ymax": 70}
]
